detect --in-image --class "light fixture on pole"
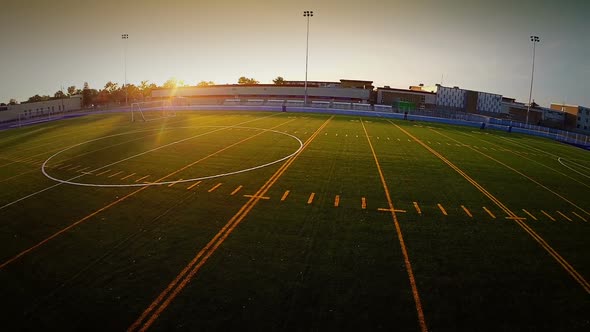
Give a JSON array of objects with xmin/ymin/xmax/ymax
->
[
  {"xmin": 303, "ymin": 11, "xmax": 313, "ymax": 106},
  {"xmin": 526, "ymin": 35, "xmax": 540, "ymax": 125},
  {"xmin": 122, "ymin": 33, "xmax": 129, "ymax": 106}
]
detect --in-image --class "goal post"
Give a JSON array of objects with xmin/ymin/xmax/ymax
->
[{"xmin": 131, "ymin": 100, "xmax": 176, "ymax": 122}]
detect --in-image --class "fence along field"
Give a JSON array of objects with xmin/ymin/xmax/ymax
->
[{"xmin": 0, "ymin": 110, "xmax": 588, "ymax": 331}]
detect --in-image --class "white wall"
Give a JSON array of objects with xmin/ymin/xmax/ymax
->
[{"xmin": 1, "ymin": 95, "xmax": 82, "ymax": 122}]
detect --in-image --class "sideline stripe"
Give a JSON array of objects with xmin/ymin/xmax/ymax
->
[
  {"xmin": 461, "ymin": 205, "xmax": 473, "ymax": 218},
  {"xmin": 413, "ymin": 202, "xmax": 422, "ymax": 215},
  {"xmin": 334, "ymin": 195, "xmax": 340, "ymax": 207},
  {"xmin": 121, "ymin": 173, "xmax": 136, "ymax": 180},
  {"xmin": 361, "ymin": 119, "xmax": 428, "ymax": 332},
  {"xmin": 541, "ymin": 210, "xmax": 556, "ymax": 221},
  {"xmin": 307, "ymin": 192, "xmax": 315, "ymax": 204},
  {"xmin": 95, "ymin": 169, "xmax": 111, "ymax": 176},
  {"xmin": 522, "ymin": 209, "xmax": 538, "ymax": 221},
  {"xmin": 572, "ymin": 211, "xmax": 587, "ymax": 222},
  {"xmin": 556, "ymin": 211, "xmax": 572, "ymax": 222},
  {"xmin": 437, "ymin": 203, "xmax": 447, "ymax": 216},
  {"xmin": 483, "ymin": 207, "xmax": 496, "ymax": 219},
  {"xmin": 208, "ymin": 183, "xmax": 222, "ymax": 192},
  {"xmin": 168, "ymin": 179, "xmax": 183, "ymax": 188},
  {"xmin": 280, "ymin": 190, "xmax": 290, "ymax": 201},
  {"xmin": 109, "ymin": 171, "xmax": 124, "ymax": 178},
  {"xmin": 128, "ymin": 116, "xmax": 333, "ymax": 332},
  {"xmin": 0, "ymin": 117, "xmax": 298, "ymax": 271},
  {"xmin": 361, "ymin": 197, "xmax": 367, "ymax": 210},
  {"xmin": 231, "ymin": 186, "xmax": 243, "ymax": 196},
  {"xmin": 393, "ymin": 121, "xmax": 590, "ymax": 294},
  {"xmin": 186, "ymin": 181, "xmax": 201, "ymax": 190},
  {"xmin": 135, "ymin": 175, "xmax": 149, "ymax": 183}
]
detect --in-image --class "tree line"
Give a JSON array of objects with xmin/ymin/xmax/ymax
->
[{"xmin": 2, "ymin": 76, "xmax": 287, "ymax": 107}]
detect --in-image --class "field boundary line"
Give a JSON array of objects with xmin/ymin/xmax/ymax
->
[
  {"xmin": 557, "ymin": 158, "xmax": 590, "ymax": 181},
  {"xmin": 391, "ymin": 121, "xmax": 590, "ymax": 294},
  {"xmin": 127, "ymin": 116, "xmax": 333, "ymax": 332},
  {"xmin": 0, "ymin": 116, "xmax": 296, "ymax": 270},
  {"xmin": 432, "ymin": 130, "xmax": 589, "ymax": 216},
  {"xmin": 461, "ymin": 132, "xmax": 590, "ymax": 189},
  {"xmin": 361, "ymin": 119, "xmax": 428, "ymax": 332}
]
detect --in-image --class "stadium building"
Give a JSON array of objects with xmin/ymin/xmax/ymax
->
[
  {"xmin": 151, "ymin": 79, "xmax": 374, "ymax": 105},
  {"xmin": 550, "ymin": 103, "xmax": 590, "ymax": 133},
  {"xmin": 1, "ymin": 95, "xmax": 82, "ymax": 123},
  {"xmin": 435, "ymin": 85, "xmax": 503, "ymax": 114}
]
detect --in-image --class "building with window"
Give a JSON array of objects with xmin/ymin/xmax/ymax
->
[
  {"xmin": 551, "ymin": 103, "xmax": 590, "ymax": 133},
  {"xmin": 1, "ymin": 95, "xmax": 82, "ymax": 123},
  {"xmin": 375, "ymin": 87, "xmax": 436, "ymax": 109},
  {"xmin": 435, "ymin": 85, "xmax": 503, "ymax": 114}
]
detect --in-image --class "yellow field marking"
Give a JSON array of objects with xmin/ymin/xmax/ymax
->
[
  {"xmin": 307, "ymin": 192, "xmax": 315, "ymax": 204},
  {"xmin": 68, "ymin": 165, "xmax": 81, "ymax": 171},
  {"xmin": 95, "ymin": 169, "xmax": 111, "ymax": 176},
  {"xmin": 59, "ymin": 164, "xmax": 72, "ymax": 170},
  {"xmin": 437, "ymin": 203, "xmax": 448, "ymax": 216},
  {"xmin": 127, "ymin": 117, "xmax": 333, "ymax": 332},
  {"xmin": 135, "ymin": 175, "xmax": 149, "ymax": 183},
  {"xmin": 505, "ymin": 216, "xmax": 527, "ymax": 221},
  {"xmin": 395, "ymin": 122, "xmax": 590, "ymax": 294},
  {"xmin": 108, "ymin": 171, "xmax": 124, "ymax": 178},
  {"xmin": 186, "ymin": 181, "xmax": 201, "ymax": 190},
  {"xmin": 231, "ymin": 185, "xmax": 243, "ymax": 195},
  {"xmin": 361, "ymin": 119, "xmax": 427, "ymax": 332},
  {"xmin": 413, "ymin": 202, "xmax": 422, "ymax": 215},
  {"xmin": 208, "ymin": 183, "xmax": 222, "ymax": 192},
  {"xmin": 541, "ymin": 210, "xmax": 556, "ymax": 221},
  {"xmin": 461, "ymin": 205, "xmax": 472, "ymax": 218},
  {"xmin": 378, "ymin": 208, "xmax": 407, "ymax": 213},
  {"xmin": 572, "ymin": 211, "xmax": 587, "ymax": 222},
  {"xmin": 121, "ymin": 172, "xmax": 136, "ymax": 180},
  {"xmin": 556, "ymin": 211, "xmax": 572, "ymax": 222},
  {"xmin": 78, "ymin": 166, "xmax": 91, "ymax": 173},
  {"xmin": 361, "ymin": 197, "xmax": 367, "ymax": 209},
  {"xmin": 522, "ymin": 209, "xmax": 537, "ymax": 221},
  {"xmin": 334, "ymin": 195, "xmax": 340, "ymax": 207},
  {"xmin": 168, "ymin": 179, "xmax": 183, "ymax": 187},
  {"xmin": 280, "ymin": 190, "xmax": 290, "ymax": 201},
  {"xmin": 243, "ymin": 195, "xmax": 270, "ymax": 200},
  {"xmin": 483, "ymin": 207, "xmax": 496, "ymax": 219}
]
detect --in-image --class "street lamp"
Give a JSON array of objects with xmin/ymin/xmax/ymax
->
[
  {"xmin": 303, "ymin": 11, "xmax": 313, "ymax": 106},
  {"xmin": 122, "ymin": 33, "xmax": 129, "ymax": 106},
  {"xmin": 526, "ymin": 35, "xmax": 540, "ymax": 125}
]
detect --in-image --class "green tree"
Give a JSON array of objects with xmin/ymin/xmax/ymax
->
[
  {"xmin": 197, "ymin": 81, "xmax": 215, "ymax": 87},
  {"xmin": 67, "ymin": 85, "xmax": 77, "ymax": 96},
  {"xmin": 140, "ymin": 80, "xmax": 158, "ymax": 99},
  {"xmin": 53, "ymin": 90, "xmax": 66, "ymax": 99},
  {"xmin": 162, "ymin": 77, "xmax": 185, "ymax": 89},
  {"xmin": 273, "ymin": 76, "xmax": 285, "ymax": 85},
  {"xmin": 238, "ymin": 76, "xmax": 259, "ymax": 85}
]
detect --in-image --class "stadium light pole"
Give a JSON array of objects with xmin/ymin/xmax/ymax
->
[
  {"xmin": 526, "ymin": 35, "xmax": 540, "ymax": 126},
  {"xmin": 122, "ymin": 33, "xmax": 129, "ymax": 106},
  {"xmin": 303, "ymin": 11, "xmax": 313, "ymax": 106}
]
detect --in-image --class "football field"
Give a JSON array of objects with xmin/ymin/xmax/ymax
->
[{"xmin": 0, "ymin": 110, "xmax": 588, "ymax": 331}]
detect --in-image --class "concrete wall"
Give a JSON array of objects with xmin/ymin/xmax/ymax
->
[{"xmin": 152, "ymin": 85, "xmax": 371, "ymax": 102}]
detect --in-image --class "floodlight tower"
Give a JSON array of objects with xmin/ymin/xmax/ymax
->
[
  {"xmin": 526, "ymin": 35, "xmax": 540, "ymax": 125},
  {"xmin": 122, "ymin": 33, "xmax": 129, "ymax": 106},
  {"xmin": 303, "ymin": 11, "xmax": 313, "ymax": 106}
]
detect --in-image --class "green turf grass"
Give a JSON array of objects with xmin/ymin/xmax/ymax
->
[{"xmin": 0, "ymin": 111, "xmax": 588, "ymax": 331}]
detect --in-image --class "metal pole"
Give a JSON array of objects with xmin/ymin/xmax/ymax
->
[
  {"xmin": 122, "ymin": 34, "xmax": 129, "ymax": 106},
  {"xmin": 303, "ymin": 11, "xmax": 313, "ymax": 106},
  {"xmin": 526, "ymin": 35, "xmax": 539, "ymax": 125}
]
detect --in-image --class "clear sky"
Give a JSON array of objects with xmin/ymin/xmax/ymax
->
[{"xmin": 1, "ymin": 0, "xmax": 589, "ymax": 107}]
